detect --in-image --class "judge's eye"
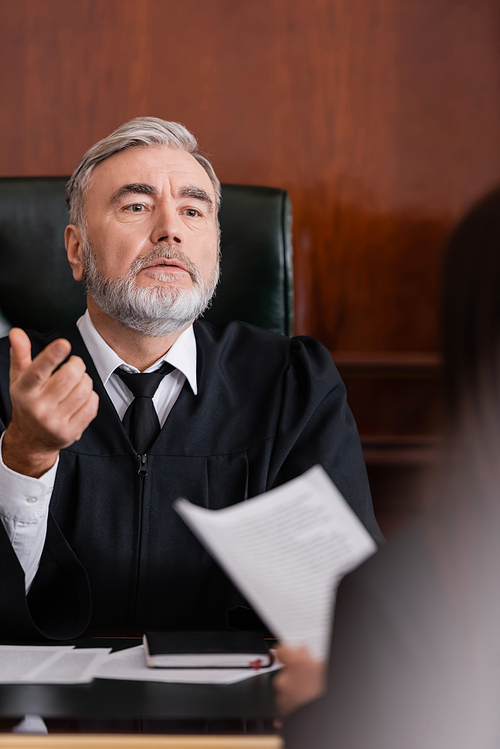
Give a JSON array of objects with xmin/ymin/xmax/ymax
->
[
  {"xmin": 125, "ymin": 204, "xmax": 146, "ymax": 212},
  {"xmin": 184, "ymin": 208, "xmax": 201, "ymax": 218}
]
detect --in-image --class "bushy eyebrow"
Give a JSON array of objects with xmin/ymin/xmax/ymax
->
[
  {"xmin": 109, "ymin": 182, "xmax": 214, "ymax": 211},
  {"xmin": 178, "ymin": 185, "xmax": 214, "ymax": 209},
  {"xmin": 110, "ymin": 183, "xmax": 157, "ymax": 204}
]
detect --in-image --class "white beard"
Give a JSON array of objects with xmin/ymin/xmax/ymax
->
[{"xmin": 81, "ymin": 240, "xmax": 219, "ymax": 337}]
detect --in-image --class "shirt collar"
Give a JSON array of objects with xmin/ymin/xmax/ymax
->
[{"xmin": 76, "ymin": 310, "xmax": 198, "ymax": 395}]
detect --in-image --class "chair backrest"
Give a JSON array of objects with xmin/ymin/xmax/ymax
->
[{"xmin": 0, "ymin": 179, "xmax": 293, "ymax": 336}]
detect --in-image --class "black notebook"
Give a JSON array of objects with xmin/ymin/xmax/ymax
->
[{"xmin": 143, "ymin": 631, "xmax": 272, "ymax": 669}]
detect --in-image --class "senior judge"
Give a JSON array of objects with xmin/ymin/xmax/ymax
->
[{"xmin": 0, "ymin": 117, "xmax": 380, "ymax": 640}]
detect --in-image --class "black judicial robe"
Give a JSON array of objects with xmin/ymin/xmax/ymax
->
[{"xmin": 0, "ymin": 320, "xmax": 379, "ymax": 640}]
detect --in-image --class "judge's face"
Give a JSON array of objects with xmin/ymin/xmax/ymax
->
[{"xmin": 65, "ymin": 146, "xmax": 219, "ymax": 334}]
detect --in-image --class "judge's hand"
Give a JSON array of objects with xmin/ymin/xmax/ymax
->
[
  {"xmin": 2, "ymin": 328, "xmax": 99, "ymax": 478},
  {"xmin": 273, "ymin": 644, "xmax": 327, "ymax": 715}
]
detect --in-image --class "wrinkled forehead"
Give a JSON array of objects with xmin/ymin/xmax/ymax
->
[{"xmin": 85, "ymin": 145, "xmax": 216, "ymax": 209}]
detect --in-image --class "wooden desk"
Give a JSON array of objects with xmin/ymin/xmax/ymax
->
[
  {"xmin": 0, "ymin": 736, "xmax": 282, "ymax": 748},
  {"xmin": 0, "ymin": 641, "xmax": 282, "ymax": 748}
]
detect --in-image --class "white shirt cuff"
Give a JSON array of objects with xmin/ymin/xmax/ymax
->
[{"xmin": 0, "ymin": 431, "xmax": 58, "ymax": 521}]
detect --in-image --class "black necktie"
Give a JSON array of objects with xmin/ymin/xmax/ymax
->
[{"xmin": 115, "ymin": 361, "xmax": 174, "ymax": 454}]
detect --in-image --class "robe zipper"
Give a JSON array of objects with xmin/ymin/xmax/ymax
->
[
  {"xmin": 134, "ymin": 453, "xmax": 148, "ymax": 625},
  {"xmin": 138, "ymin": 454, "xmax": 148, "ymax": 477}
]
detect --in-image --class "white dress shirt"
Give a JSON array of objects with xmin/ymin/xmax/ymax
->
[{"xmin": 0, "ymin": 310, "xmax": 197, "ymax": 591}]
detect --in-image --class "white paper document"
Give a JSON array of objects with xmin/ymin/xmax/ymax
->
[
  {"xmin": 28, "ymin": 648, "xmax": 112, "ymax": 683},
  {"xmin": 0, "ymin": 645, "xmax": 111, "ymax": 684},
  {"xmin": 96, "ymin": 645, "xmax": 280, "ymax": 684},
  {"xmin": 175, "ymin": 465, "xmax": 377, "ymax": 659}
]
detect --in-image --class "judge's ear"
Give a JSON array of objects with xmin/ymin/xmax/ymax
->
[{"xmin": 65, "ymin": 225, "xmax": 85, "ymax": 282}]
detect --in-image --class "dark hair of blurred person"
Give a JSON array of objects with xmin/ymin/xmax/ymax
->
[
  {"xmin": 443, "ymin": 185, "xmax": 500, "ymax": 500},
  {"xmin": 277, "ymin": 186, "xmax": 500, "ymax": 749}
]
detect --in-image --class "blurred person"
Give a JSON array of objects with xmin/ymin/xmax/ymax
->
[{"xmin": 275, "ymin": 185, "xmax": 500, "ymax": 749}]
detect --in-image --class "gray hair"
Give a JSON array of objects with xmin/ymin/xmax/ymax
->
[{"xmin": 66, "ymin": 117, "xmax": 221, "ymax": 226}]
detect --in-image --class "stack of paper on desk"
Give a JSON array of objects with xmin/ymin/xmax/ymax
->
[
  {"xmin": 0, "ymin": 645, "xmax": 111, "ymax": 683},
  {"xmin": 0, "ymin": 645, "xmax": 275, "ymax": 686},
  {"xmin": 175, "ymin": 465, "xmax": 377, "ymax": 660}
]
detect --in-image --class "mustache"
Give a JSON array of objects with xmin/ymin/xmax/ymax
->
[{"xmin": 129, "ymin": 244, "xmax": 201, "ymax": 284}]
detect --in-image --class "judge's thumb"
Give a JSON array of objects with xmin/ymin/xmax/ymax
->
[{"xmin": 9, "ymin": 328, "xmax": 33, "ymax": 383}]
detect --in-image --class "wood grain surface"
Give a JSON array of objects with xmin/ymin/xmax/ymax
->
[{"xmin": 0, "ymin": 736, "xmax": 282, "ymax": 749}]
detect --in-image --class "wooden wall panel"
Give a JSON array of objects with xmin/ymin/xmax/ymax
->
[
  {"xmin": 1, "ymin": 0, "xmax": 499, "ymax": 352},
  {"xmin": 1, "ymin": 0, "xmax": 499, "ymax": 524}
]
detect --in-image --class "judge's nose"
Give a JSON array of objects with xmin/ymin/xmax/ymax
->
[{"xmin": 151, "ymin": 203, "xmax": 183, "ymax": 245}]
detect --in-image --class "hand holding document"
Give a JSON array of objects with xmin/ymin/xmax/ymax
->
[{"xmin": 175, "ymin": 465, "xmax": 377, "ymax": 660}]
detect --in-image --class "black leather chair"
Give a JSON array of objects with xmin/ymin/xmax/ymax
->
[{"xmin": 0, "ymin": 179, "xmax": 293, "ymax": 336}]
